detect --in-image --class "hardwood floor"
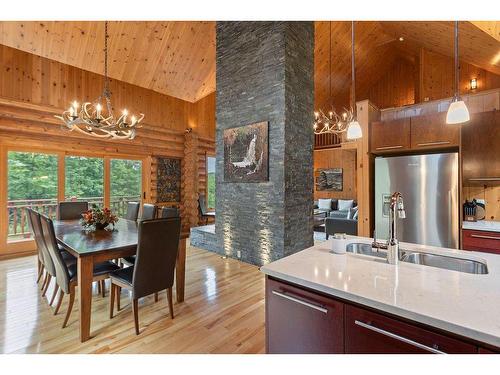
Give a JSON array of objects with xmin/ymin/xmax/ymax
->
[{"xmin": 0, "ymin": 245, "xmax": 266, "ymax": 353}]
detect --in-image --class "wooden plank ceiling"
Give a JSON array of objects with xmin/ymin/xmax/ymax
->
[
  {"xmin": 0, "ymin": 21, "xmax": 216, "ymax": 103},
  {"xmin": 0, "ymin": 21, "xmax": 498, "ymax": 106}
]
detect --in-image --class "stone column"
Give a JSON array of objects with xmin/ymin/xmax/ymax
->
[{"xmin": 215, "ymin": 22, "xmax": 314, "ymax": 266}]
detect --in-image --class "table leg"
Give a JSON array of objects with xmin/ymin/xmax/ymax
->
[
  {"xmin": 175, "ymin": 238, "xmax": 186, "ymax": 303},
  {"xmin": 77, "ymin": 256, "xmax": 94, "ymax": 342}
]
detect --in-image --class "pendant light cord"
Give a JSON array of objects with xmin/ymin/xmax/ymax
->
[
  {"xmin": 104, "ymin": 21, "xmax": 110, "ymax": 99},
  {"xmin": 454, "ymin": 21, "xmax": 459, "ymax": 100},
  {"xmin": 351, "ymin": 21, "xmax": 356, "ymax": 117},
  {"xmin": 329, "ymin": 21, "xmax": 332, "ymax": 105}
]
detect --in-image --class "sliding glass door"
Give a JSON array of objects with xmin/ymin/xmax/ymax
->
[
  {"xmin": 110, "ymin": 158, "xmax": 142, "ymax": 217},
  {"xmin": 7, "ymin": 151, "xmax": 58, "ymax": 241},
  {"xmin": 65, "ymin": 156, "xmax": 104, "ymax": 208}
]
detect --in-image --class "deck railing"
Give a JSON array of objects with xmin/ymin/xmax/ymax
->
[{"xmin": 7, "ymin": 195, "xmax": 141, "ymax": 240}]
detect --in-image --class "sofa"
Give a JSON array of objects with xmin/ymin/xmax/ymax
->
[{"xmin": 313, "ymin": 198, "xmax": 358, "ymax": 237}]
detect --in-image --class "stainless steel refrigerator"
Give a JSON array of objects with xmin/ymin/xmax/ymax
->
[{"xmin": 375, "ymin": 152, "xmax": 459, "ymax": 249}]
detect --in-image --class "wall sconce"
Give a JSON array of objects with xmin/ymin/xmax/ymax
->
[{"xmin": 470, "ymin": 78, "xmax": 478, "ymax": 90}]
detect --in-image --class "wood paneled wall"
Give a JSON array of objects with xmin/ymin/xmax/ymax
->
[
  {"xmin": 0, "ymin": 44, "xmax": 216, "ymax": 256},
  {"xmin": 313, "ymin": 149, "xmax": 357, "ymax": 200}
]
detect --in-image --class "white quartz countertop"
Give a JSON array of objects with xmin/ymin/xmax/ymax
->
[
  {"xmin": 463, "ymin": 220, "xmax": 500, "ymax": 233},
  {"xmin": 260, "ymin": 236, "xmax": 500, "ymax": 348}
]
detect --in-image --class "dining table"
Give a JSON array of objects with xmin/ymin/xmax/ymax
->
[{"xmin": 53, "ymin": 218, "xmax": 189, "ymax": 342}]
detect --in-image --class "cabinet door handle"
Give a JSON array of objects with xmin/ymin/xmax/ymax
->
[
  {"xmin": 468, "ymin": 178, "xmax": 500, "ymax": 182},
  {"xmin": 416, "ymin": 141, "xmax": 450, "ymax": 147},
  {"xmin": 470, "ymin": 234, "xmax": 500, "ymax": 241},
  {"xmin": 272, "ymin": 290, "xmax": 328, "ymax": 314},
  {"xmin": 375, "ymin": 145, "xmax": 403, "ymax": 150},
  {"xmin": 354, "ymin": 320, "xmax": 445, "ymax": 354}
]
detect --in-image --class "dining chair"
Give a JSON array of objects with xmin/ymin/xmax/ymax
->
[
  {"xmin": 26, "ymin": 208, "xmax": 45, "ymax": 284},
  {"xmin": 109, "ymin": 217, "xmax": 181, "ymax": 335},
  {"xmin": 40, "ymin": 214, "xmax": 120, "ymax": 328},
  {"xmin": 27, "ymin": 209, "xmax": 75, "ymax": 305},
  {"xmin": 160, "ymin": 207, "xmax": 179, "ymax": 218},
  {"xmin": 198, "ymin": 194, "xmax": 215, "ymax": 225},
  {"xmin": 125, "ymin": 202, "xmax": 140, "ymax": 221},
  {"xmin": 58, "ymin": 201, "xmax": 89, "ymax": 220},
  {"xmin": 140, "ymin": 203, "xmax": 157, "ymax": 221}
]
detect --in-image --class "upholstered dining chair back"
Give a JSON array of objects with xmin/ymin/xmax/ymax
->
[
  {"xmin": 198, "ymin": 194, "xmax": 208, "ymax": 216},
  {"xmin": 40, "ymin": 214, "xmax": 72, "ymax": 294},
  {"xmin": 132, "ymin": 218, "xmax": 181, "ymax": 299},
  {"xmin": 27, "ymin": 208, "xmax": 44, "ymax": 266},
  {"xmin": 160, "ymin": 207, "xmax": 179, "ymax": 218},
  {"xmin": 58, "ymin": 201, "xmax": 89, "ymax": 220},
  {"xmin": 28, "ymin": 209, "xmax": 56, "ymax": 277},
  {"xmin": 125, "ymin": 202, "xmax": 140, "ymax": 221},
  {"xmin": 140, "ymin": 203, "xmax": 157, "ymax": 221}
]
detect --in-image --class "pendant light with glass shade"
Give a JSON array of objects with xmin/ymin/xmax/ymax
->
[
  {"xmin": 346, "ymin": 21, "xmax": 362, "ymax": 140},
  {"xmin": 446, "ymin": 21, "xmax": 470, "ymax": 125}
]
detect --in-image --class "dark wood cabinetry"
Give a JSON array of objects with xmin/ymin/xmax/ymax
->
[
  {"xmin": 371, "ymin": 118, "xmax": 411, "ymax": 153},
  {"xmin": 463, "ymin": 229, "xmax": 500, "ymax": 254},
  {"xmin": 410, "ymin": 112, "xmax": 459, "ymax": 150},
  {"xmin": 265, "ymin": 276, "xmax": 499, "ymax": 354},
  {"xmin": 344, "ymin": 305, "xmax": 476, "ymax": 354},
  {"xmin": 265, "ymin": 278, "xmax": 344, "ymax": 354},
  {"xmin": 461, "ymin": 111, "xmax": 500, "ymax": 186}
]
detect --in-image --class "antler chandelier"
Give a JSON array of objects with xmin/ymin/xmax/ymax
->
[
  {"xmin": 55, "ymin": 21, "xmax": 144, "ymax": 140},
  {"xmin": 314, "ymin": 21, "xmax": 362, "ymax": 140}
]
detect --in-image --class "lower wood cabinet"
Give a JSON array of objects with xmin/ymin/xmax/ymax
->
[
  {"xmin": 266, "ymin": 276, "xmax": 498, "ymax": 354},
  {"xmin": 266, "ymin": 278, "xmax": 344, "ymax": 353},
  {"xmin": 344, "ymin": 305, "xmax": 476, "ymax": 354},
  {"xmin": 463, "ymin": 229, "xmax": 500, "ymax": 254}
]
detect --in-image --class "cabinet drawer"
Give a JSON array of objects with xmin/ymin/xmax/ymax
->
[
  {"xmin": 266, "ymin": 278, "xmax": 344, "ymax": 354},
  {"xmin": 371, "ymin": 118, "xmax": 411, "ymax": 153},
  {"xmin": 463, "ymin": 230, "xmax": 500, "ymax": 254},
  {"xmin": 410, "ymin": 112, "xmax": 459, "ymax": 149},
  {"xmin": 345, "ymin": 305, "xmax": 477, "ymax": 354}
]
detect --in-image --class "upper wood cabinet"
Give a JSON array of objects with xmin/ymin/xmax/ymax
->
[
  {"xmin": 371, "ymin": 118, "xmax": 411, "ymax": 153},
  {"xmin": 461, "ymin": 110, "xmax": 500, "ymax": 186},
  {"xmin": 410, "ymin": 112, "xmax": 459, "ymax": 149}
]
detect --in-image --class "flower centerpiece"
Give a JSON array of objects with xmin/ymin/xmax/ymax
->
[{"xmin": 81, "ymin": 204, "xmax": 118, "ymax": 231}]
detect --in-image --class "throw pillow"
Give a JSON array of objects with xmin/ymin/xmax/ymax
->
[
  {"xmin": 338, "ymin": 199, "xmax": 354, "ymax": 211},
  {"xmin": 318, "ymin": 198, "xmax": 332, "ymax": 211},
  {"xmin": 347, "ymin": 206, "xmax": 359, "ymax": 220},
  {"xmin": 353, "ymin": 208, "xmax": 359, "ymax": 220}
]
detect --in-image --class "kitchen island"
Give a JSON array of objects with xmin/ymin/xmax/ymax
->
[{"xmin": 260, "ymin": 236, "xmax": 500, "ymax": 354}]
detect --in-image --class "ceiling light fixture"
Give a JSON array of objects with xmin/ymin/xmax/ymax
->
[
  {"xmin": 399, "ymin": 36, "xmax": 404, "ymax": 42},
  {"xmin": 314, "ymin": 21, "xmax": 362, "ymax": 140},
  {"xmin": 446, "ymin": 21, "xmax": 470, "ymax": 125},
  {"xmin": 55, "ymin": 21, "xmax": 144, "ymax": 139}
]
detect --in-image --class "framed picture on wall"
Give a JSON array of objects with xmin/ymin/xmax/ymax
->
[
  {"xmin": 223, "ymin": 121, "xmax": 269, "ymax": 182},
  {"xmin": 315, "ymin": 168, "xmax": 343, "ymax": 191}
]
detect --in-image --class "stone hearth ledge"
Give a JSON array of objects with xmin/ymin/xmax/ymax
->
[{"xmin": 260, "ymin": 235, "xmax": 500, "ymax": 348}]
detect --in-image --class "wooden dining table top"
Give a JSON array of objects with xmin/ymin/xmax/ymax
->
[{"xmin": 54, "ymin": 218, "xmax": 189, "ymax": 257}]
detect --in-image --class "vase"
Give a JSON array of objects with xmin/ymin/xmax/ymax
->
[{"xmin": 95, "ymin": 222, "xmax": 109, "ymax": 230}]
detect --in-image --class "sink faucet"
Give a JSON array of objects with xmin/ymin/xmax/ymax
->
[{"xmin": 387, "ymin": 192, "xmax": 406, "ymax": 265}]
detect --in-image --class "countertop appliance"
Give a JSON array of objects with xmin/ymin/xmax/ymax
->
[{"xmin": 375, "ymin": 152, "xmax": 459, "ymax": 249}]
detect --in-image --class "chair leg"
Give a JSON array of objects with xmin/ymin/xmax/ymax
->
[
  {"xmin": 109, "ymin": 283, "xmax": 116, "ymax": 319},
  {"xmin": 154, "ymin": 292, "xmax": 159, "ymax": 303},
  {"xmin": 62, "ymin": 286, "xmax": 75, "ymax": 328},
  {"xmin": 97, "ymin": 280, "xmax": 101, "ymax": 295},
  {"xmin": 117, "ymin": 287, "xmax": 121, "ymax": 311},
  {"xmin": 37, "ymin": 261, "xmax": 44, "ymax": 283},
  {"xmin": 101, "ymin": 280, "xmax": 106, "ymax": 298},
  {"xmin": 132, "ymin": 298, "xmax": 140, "ymax": 335},
  {"xmin": 167, "ymin": 287, "xmax": 174, "ymax": 319},
  {"xmin": 54, "ymin": 290, "xmax": 64, "ymax": 315},
  {"xmin": 49, "ymin": 284, "xmax": 60, "ymax": 306},
  {"xmin": 41, "ymin": 274, "xmax": 52, "ymax": 297},
  {"xmin": 40, "ymin": 272, "xmax": 48, "ymax": 290}
]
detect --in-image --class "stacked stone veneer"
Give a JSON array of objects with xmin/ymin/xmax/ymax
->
[{"xmin": 215, "ymin": 22, "xmax": 314, "ymax": 266}]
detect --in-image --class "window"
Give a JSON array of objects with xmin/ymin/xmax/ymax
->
[
  {"xmin": 110, "ymin": 159, "xmax": 142, "ymax": 217},
  {"xmin": 65, "ymin": 156, "xmax": 104, "ymax": 208},
  {"xmin": 7, "ymin": 151, "xmax": 58, "ymax": 241},
  {"xmin": 206, "ymin": 155, "xmax": 215, "ymax": 209}
]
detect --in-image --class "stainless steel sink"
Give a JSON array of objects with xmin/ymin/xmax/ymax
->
[
  {"xmin": 400, "ymin": 251, "xmax": 488, "ymax": 275},
  {"xmin": 344, "ymin": 242, "xmax": 488, "ymax": 274},
  {"xmin": 345, "ymin": 243, "xmax": 386, "ymax": 259}
]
